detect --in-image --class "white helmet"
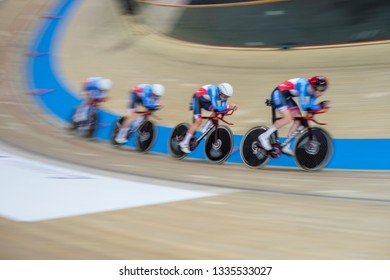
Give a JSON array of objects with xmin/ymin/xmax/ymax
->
[
  {"xmin": 97, "ymin": 78, "xmax": 112, "ymax": 91},
  {"xmin": 152, "ymin": 84, "xmax": 165, "ymax": 96},
  {"xmin": 219, "ymin": 82, "xmax": 233, "ymax": 97}
]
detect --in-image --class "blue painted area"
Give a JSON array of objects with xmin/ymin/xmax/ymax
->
[
  {"xmin": 25, "ymin": 0, "xmax": 390, "ymax": 170},
  {"xmin": 327, "ymin": 138, "xmax": 390, "ymax": 170}
]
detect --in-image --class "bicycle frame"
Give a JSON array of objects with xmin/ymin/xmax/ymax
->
[
  {"xmin": 87, "ymin": 98, "xmax": 105, "ymax": 108},
  {"xmin": 240, "ymin": 101, "xmax": 331, "ymax": 170},
  {"xmin": 192, "ymin": 107, "xmax": 236, "ymax": 148},
  {"xmin": 267, "ymin": 99, "xmax": 329, "ymax": 146},
  {"xmin": 132, "ymin": 109, "xmax": 161, "ymax": 130}
]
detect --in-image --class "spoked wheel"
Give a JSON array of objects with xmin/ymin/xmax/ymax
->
[
  {"xmin": 169, "ymin": 122, "xmax": 190, "ymax": 159},
  {"xmin": 84, "ymin": 109, "xmax": 98, "ymax": 139},
  {"xmin": 136, "ymin": 120, "xmax": 156, "ymax": 152},
  {"xmin": 204, "ymin": 125, "xmax": 233, "ymax": 164},
  {"xmin": 240, "ymin": 126, "xmax": 270, "ymax": 168},
  {"xmin": 294, "ymin": 127, "xmax": 333, "ymax": 171}
]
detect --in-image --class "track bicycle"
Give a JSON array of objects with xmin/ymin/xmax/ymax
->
[
  {"xmin": 69, "ymin": 100, "xmax": 101, "ymax": 139},
  {"xmin": 111, "ymin": 109, "xmax": 160, "ymax": 152},
  {"xmin": 169, "ymin": 106, "xmax": 237, "ymax": 164},
  {"xmin": 240, "ymin": 99, "xmax": 333, "ymax": 171}
]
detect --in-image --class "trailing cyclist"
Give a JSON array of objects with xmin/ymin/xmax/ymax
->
[
  {"xmin": 72, "ymin": 76, "xmax": 112, "ymax": 127},
  {"xmin": 258, "ymin": 76, "xmax": 331, "ymax": 156}
]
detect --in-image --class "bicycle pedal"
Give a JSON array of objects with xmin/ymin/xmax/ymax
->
[{"xmin": 269, "ymin": 143, "xmax": 282, "ymax": 158}]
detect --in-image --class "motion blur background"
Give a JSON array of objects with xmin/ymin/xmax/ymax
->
[
  {"xmin": 128, "ymin": 0, "xmax": 390, "ymax": 48},
  {"xmin": 0, "ymin": 0, "xmax": 389, "ymax": 260}
]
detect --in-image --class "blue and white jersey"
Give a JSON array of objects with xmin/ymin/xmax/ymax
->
[
  {"xmin": 276, "ymin": 78, "xmax": 321, "ymax": 111},
  {"xmin": 84, "ymin": 77, "xmax": 107, "ymax": 100},
  {"xmin": 130, "ymin": 84, "xmax": 160, "ymax": 110},
  {"xmin": 198, "ymin": 84, "xmax": 229, "ymax": 112}
]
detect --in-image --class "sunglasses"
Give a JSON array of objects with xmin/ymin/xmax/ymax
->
[
  {"xmin": 315, "ymin": 85, "xmax": 327, "ymax": 92},
  {"xmin": 219, "ymin": 93, "xmax": 229, "ymax": 99}
]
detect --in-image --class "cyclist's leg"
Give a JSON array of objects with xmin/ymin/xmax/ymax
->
[
  {"xmin": 201, "ymin": 111, "xmax": 215, "ymax": 133},
  {"xmin": 287, "ymin": 99, "xmax": 302, "ymax": 134},
  {"xmin": 180, "ymin": 95, "xmax": 210, "ymax": 153},
  {"xmin": 260, "ymin": 109, "xmax": 292, "ymax": 143},
  {"xmin": 259, "ymin": 89, "xmax": 292, "ymax": 150},
  {"xmin": 180, "ymin": 95, "xmax": 199, "ymax": 152},
  {"xmin": 73, "ymin": 97, "xmax": 91, "ymax": 123},
  {"xmin": 279, "ymin": 100, "xmax": 301, "ymax": 155},
  {"xmin": 115, "ymin": 93, "xmax": 140, "ymax": 143}
]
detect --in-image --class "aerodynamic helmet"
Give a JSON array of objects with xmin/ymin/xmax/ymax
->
[{"xmin": 309, "ymin": 76, "xmax": 328, "ymax": 92}]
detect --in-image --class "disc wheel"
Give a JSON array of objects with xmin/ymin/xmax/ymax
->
[
  {"xmin": 84, "ymin": 109, "xmax": 98, "ymax": 139},
  {"xmin": 204, "ymin": 125, "xmax": 233, "ymax": 164},
  {"xmin": 240, "ymin": 126, "xmax": 270, "ymax": 168},
  {"xmin": 168, "ymin": 122, "xmax": 190, "ymax": 159},
  {"xmin": 136, "ymin": 120, "xmax": 156, "ymax": 152},
  {"xmin": 68, "ymin": 107, "xmax": 80, "ymax": 132},
  {"xmin": 294, "ymin": 127, "xmax": 333, "ymax": 171},
  {"xmin": 110, "ymin": 116, "xmax": 126, "ymax": 145}
]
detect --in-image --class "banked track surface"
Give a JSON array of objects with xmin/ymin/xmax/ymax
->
[{"xmin": 0, "ymin": 0, "xmax": 389, "ymax": 259}]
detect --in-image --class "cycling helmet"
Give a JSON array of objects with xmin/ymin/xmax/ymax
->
[
  {"xmin": 309, "ymin": 76, "xmax": 328, "ymax": 91},
  {"xmin": 152, "ymin": 84, "xmax": 165, "ymax": 96},
  {"xmin": 97, "ymin": 78, "xmax": 112, "ymax": 91},
  {"xmin": 218, "ymin": 82, "xmax": 233, "ymax": 97}
]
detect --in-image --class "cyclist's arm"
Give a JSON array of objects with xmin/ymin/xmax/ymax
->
[
  {"xmin": 298, "ymin": 83, "xmax": 321, "ymax": 111},
  {"xmin": 142, "ymin": 86, "xmax": 158, "ymax": 110},
  {"xmin": 210, "ymin": 87, "xmax": 229, "ymax": 111},
  {"xmin": 306, "ymin": 96, "xmax": 321, "ymax": 111},
  {"xmin": 142, "ymin": 99, "xmax": 158, "ymax": 110}
]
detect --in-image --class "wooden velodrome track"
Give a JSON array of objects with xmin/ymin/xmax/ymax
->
[{"xmin": 1, "ymin": 0, "xmax": 389, "ymax": 259}]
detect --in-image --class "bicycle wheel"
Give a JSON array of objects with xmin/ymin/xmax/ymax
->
[
  {"xmin": 69, "ymin": 110, "xmax": 80, "ymax": 131},
  {"xmin": 84, "ymin": 109, "xmax": 98, "ymax": 138},
  {"xmin": 110, "ymin": 116, "xmax": 125, "ymax": 145},
  {"xmin": 294, "ymin": 127, "xmax": 333, "ymax": 171},
  {"xmin": 204, "ymin": 125, "xmax": 233, "ymax": 164},
  {"xmin": 240, "ymin": 126, "xmax": 270, "ymax": 168},
  {"xmin": 136, "ymin": 120, "xmax": 156, "ymax": 152},
  {"xmin": 168, "ymin": 122, "xmax": 190, "ymax": 159}
]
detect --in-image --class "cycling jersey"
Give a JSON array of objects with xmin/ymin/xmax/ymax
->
[
  {"xmin": 129, "ymin": 84, "xmax": 160, "ymax": 111},
  {"xmin": 272, "ymin": 78, "xmax": 322, "ymax": 111},
  {"xmin": 83, "ymin": 77, "xmax": 107, "ymax": 100},
  {"xmin": 191, "ymin": 84, "xmax": 229, "ymax": 119}
]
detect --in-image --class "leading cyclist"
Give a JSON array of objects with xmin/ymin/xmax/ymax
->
[{"xmin": 258, "ymin": 76, "xmax": 331, "ymax": 156}]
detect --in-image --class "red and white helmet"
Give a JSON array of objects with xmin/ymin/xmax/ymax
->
[{"xmin": 309, "ymin": 76, "xmax": 328, "ymax": 92}]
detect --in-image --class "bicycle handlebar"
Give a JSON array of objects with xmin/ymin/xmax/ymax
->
[
  {"xmin": 306, "ymin": 106, "xmax": 330, "ymax": 115},
  {"xmin": 216, "ymin": 106, "xmax": 238, "ymax": 116},
  {"xmin": 202, "ymin": 106, "xmax": 237, "ymax": 125},
  {"xmin": 299, "ymin": 106, "xmax": 330, "ymax": 125},
  {"xmin": 135, "ymin": 108, "xmax": 162, "ymax": 120}
]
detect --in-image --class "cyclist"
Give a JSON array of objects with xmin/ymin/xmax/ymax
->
[
  {"xmin": 179, "ymin": 83, "xmax": 236, "ymax": 154},
  {"xmin": 72, "ymin": 77, "xmax": 112, "ymax": 125},
  {"xmin": 258, "ymin": 76, "xmax": 330, "ymax": 156},
  {"xmin": 114, "ymin": 84, "xmax": 165, "ymax": 144}
]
